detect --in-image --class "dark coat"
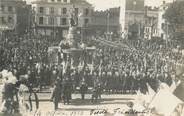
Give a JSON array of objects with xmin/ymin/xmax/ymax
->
[
  {"xmin": 51, "ymin": 82, "xmax": 62, "ymax": 102},
  {"xmin": 80, "ymin": 84, "xmax": 88, "ymax": 94},
  {"xmin": 3, "ymin": 83, "xmax": 16, "ymax": 100}
]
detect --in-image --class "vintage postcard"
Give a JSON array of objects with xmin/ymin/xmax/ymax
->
[{"xmin": 0, "ymin": 0, "xmax": 184, "ymax": 116}]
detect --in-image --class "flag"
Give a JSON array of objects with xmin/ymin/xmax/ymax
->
[
  {"xmin": 135, "ymin": 89, "xmax": 148, "ymax": 107},
  {"xmin": 170, "ymin": 80, "xmax": 181, "ymax": 93},
  {"xmin": 143, "ymin": 56, "xmax": 147, "ymax": 69},
  {"xmin": 147, "ymin": 83, "xmax": 156, "ymax": 97},
  {"xmin": 149, "ymin": 89, "xmax": 183, "ymax": 116},
  {"xmin": 170, "ymin": 80, "xmax": 177, "ymax": 93}
]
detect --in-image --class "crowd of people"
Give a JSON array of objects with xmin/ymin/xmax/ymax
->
[
  {"xmin": 0, "ymin": 31, "xmax": 184, "ymax": 113},
  {"xmin": 0, "ymin": 32, "xmax": 183, "ymax": 92}
]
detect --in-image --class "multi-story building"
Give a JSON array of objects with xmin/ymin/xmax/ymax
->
[
  {"xmin": 125, "ymin": 0, "xmax": 145, "ymax": 38},
  {"xmin": 31, "ymin": 0, "xmax": 93, "ymax": 39},
  {"xmin": 0, "ymin": 0, "xmax": 31, "ymax": 34},
  {"xmin": 125, "ymin": 0, "xmax": 172, "ymax": 39},
  {"xmin": 90, "ymin": 7, "xmax": 120, "ymax": 36},
  {"xmin": 0, "ymin": 0, "xmax": 21, "ymax": 30},
  {"xmin": 144, "ymin": 7, "xmax": 160, "ymax": 39}
]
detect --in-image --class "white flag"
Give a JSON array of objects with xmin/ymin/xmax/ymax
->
[{"xmin": 149, "ymin": 89, "xmax": 183, "ymax": 116}]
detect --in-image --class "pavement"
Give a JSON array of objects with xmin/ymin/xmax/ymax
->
[
  {"xmin": 0, "ymin": 85, "xmax": 138, "ymax": 116},
  {"xmin": 0, "ymin": 93, "xmax": 137, "ymax": 116},
  {"xmin": 28, "ymin": 94, "xmax": 136, "ymax": 116}
]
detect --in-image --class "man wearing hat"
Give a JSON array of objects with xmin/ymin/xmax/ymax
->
[
  {"xmin": 80, "ymin": 80, "xmax": 88, "ymax": 100},
  {"xmin": 63, "ymin": 77, "xmax": 72, "ymax": 105},
  {"xmin": 50, "ymin": 78, "xmax": 62, "ymax": 110}
]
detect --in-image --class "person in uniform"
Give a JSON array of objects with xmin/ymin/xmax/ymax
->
[
  {"xmin": 97, "ymin": 83, "xmax": 102, "ymax": 99},
  {"xmin": 63, "ymin": 78, "xmax": 72, "ymax": 105},
  {"xmin": 26, "ymin": 73, "xmax": 39, "ymax": 111},
  {"xmin": 91, "ymin": 86, "xmax": 98, "ymax": 103},
  {"xmin": 80, "ymin": 81, "xmax": 88, "ymax": 100},
  {"xmin": 50, "ymin": 78, "xmax": 62, "ymax": 110}
]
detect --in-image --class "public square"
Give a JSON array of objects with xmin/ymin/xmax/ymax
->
[
  {"xmin": 1, "ymin": 0, "xmax": 184, "ymax": 116},
  {"xmin": 26, "ymin": 94, "xmax": 135, "ymax": 116}
]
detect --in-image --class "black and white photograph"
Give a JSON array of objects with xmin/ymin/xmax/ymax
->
[{"xmin": 0, "ymin": 0, "xmax": 184, "ymax": 115}]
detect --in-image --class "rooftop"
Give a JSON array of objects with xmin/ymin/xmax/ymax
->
[
  {"xmin": 31, "ymin": 0, "xmax": 92, "ymax": 6},
  {"xmin": 93, "ymin": 7, "xmax": 120, "ymax": 17}
]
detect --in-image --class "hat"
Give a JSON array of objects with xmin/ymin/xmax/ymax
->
[{"xmin": 127, "ymin": 102, "xmax": 134, "ymax": 108}]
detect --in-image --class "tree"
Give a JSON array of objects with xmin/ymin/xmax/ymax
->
[{"xmin": 164, "ymin": 1, "xmax": 184, "ymax": 41}]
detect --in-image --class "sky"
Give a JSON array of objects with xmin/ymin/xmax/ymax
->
[
  {"xmin": 87, "ymin": 0, "xmax": 174, "ymax": 10},
  {"xmin": 26, "ymin": 0, "xmax": 174, "ymax": 10}
]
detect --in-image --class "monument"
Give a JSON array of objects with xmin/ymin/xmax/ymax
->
[{"xmin": 59, "ymin": 6, "xmax": 95, "ymax": 68}]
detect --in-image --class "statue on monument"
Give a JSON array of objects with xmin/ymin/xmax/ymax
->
[
  {"xmin": 66, "ymin": 6, "xmax": 81, "ymax": 48},
  {"xmin": 60, "ymin": 5, "xmax": 82, "ymax": 49}
]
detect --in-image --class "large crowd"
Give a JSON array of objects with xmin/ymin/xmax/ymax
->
[
  {"xmin": 0, "ymin": 31, "xmax": 184, "ymax": 115},
  {"xmin": 0, "ymin": 33, "xmax": 183, "ymax": 92}
]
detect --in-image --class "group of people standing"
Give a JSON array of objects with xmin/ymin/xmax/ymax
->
[{"xmin": 0, "ymin": 32, "xmax": 183, "ymax": 113}]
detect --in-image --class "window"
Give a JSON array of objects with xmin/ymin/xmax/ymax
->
[
  {"xmin": 0, "ymin": 17, "xmax": 3, "ymax": 24},
  {"xmin": 0, "ymin": 5, "xmax": 4, "ymax": 12},
  {"xmin": 163, "ymin": 1, "xmax": 166, "ymax": 4},
  {"xmin": 85, "ymin": 8, "xmax": 89, "ymax": 16},
  {"xmin": 0, "ymin": 17, "xmax": 6, "ymax": 24},
  {"xmin": 8, "ymin": 6, "xmax": 13, "ymax": 12},
  {"xmin": 39, "ymin": 7, "xmax": 44, "ymax": 14},
  {"xmin": 161, "ymin": 23, "xmax": 165, "ymax": 29},
  {"xmin": 57, "ymin": 0, "xmax": 61, "ymax": 2},
  {"xmin": 84, "ymin": 18, "xmax": 89, "ymax": 26},
  {"xmin": 49, "ymin": 17, "xmax": 54, "ymax": 25},
  {"xmin": 63, "ymin": 0, "xmax": 67, "ymax": 3},
  {"xmin": 63, "ymin": 8, "xmax": 67, "ymax": 14},
  {"xmin": 75, "ymin": 8, "xmax": 78, "ymax": 16},
  {"xmin": 39, "ymin": 17, "xmax": 44, "ymax": 25},
  {"xmin": 51, "ymin": 0, "xmax": 55, "ymax": 2},
  {"xmin": 50, "ymin": 7, "xmax": 54, "ymax": 14},
  {"xmin": 61, "ymin": 18, "xmax": 67, "ymax": 25},
  {"xmin": 8, "ymin": 16, "xmax": 13, "ymax": 23}
]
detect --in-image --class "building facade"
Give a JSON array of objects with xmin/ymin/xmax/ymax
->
[
  {"xmin": 144, "ymin": 7, "xmax": 161, "ymax": 39},
  {"xmin": 31, "ymin": 0, "xmax": 93, "ymax": 39},
  {"xmin": 0, "ymin": 0, "xmax": 31, "ymax": 35},
  {"xmin": 91, "ymin": 7, "xmax": 120, "ymax": 37},
  {"xmin": 125, "ymin": 0, "xmax": 171, "ymax": 39},
  {"xmin": 125, "ymin": 0, "xmax": 145, "ymax": 39},
  {"xmin": 0, "ymin": 0, "xmax": 21, "ymax": 31}
]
